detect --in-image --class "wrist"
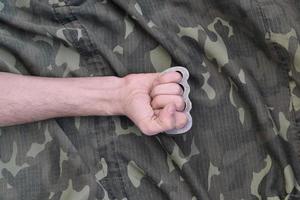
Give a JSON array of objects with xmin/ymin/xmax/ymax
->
[
  {"xmin": 119, "ymin": 74, "xmax": 141, "ymax": 117},
  {"xmin": 90, "ymin": 76, "xmax": 126, "ymax": 116}
]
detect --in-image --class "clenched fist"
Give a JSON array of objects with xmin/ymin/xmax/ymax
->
[{"xmin": 121, "ymin": 71, "xmax": 188, "ymax": 135}]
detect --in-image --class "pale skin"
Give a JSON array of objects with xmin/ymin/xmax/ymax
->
[{"xmin": 0, "ymin": 71, "xmax": 188, "ymax": 135}]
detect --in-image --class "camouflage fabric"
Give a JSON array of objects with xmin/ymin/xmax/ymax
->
[{"xmin": 0, "ymin": 0, "xmax": 300, "ymax": 199}]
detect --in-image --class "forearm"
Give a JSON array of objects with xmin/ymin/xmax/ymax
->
[{"xmin": 0, "ymin": 72, "xmax": 124, "ymax": 126}]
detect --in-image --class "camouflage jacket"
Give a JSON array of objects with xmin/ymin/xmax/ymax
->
[{"xmin": 0, "ymin": 0, "xmax": 300, "ymax": 199}]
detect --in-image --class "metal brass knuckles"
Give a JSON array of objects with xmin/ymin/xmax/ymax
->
[{"xmin": 161, "ymin": 66, "xmax": 192, "ymax": 135}]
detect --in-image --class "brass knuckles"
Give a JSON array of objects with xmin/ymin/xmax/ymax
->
[{"xmin": 161, "ymin": 66, "xmax": 192, "ymax": 135}]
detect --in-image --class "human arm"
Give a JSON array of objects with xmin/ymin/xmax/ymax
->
[{"xmin": 0, "ymin": 72, "xmax": 187, "ymax": 135}]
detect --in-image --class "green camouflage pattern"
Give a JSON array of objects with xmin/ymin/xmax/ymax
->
[{"xmin": 0, "ymin": 0, "xmax": 300, "ymax": 199}]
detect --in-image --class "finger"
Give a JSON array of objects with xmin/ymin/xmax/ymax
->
[
  {"xmin": 140, "ymin": 104, "xmax": 176, "ymax": 136},
  {"xmin": 150, "ymin": 83, "xmax": 183, "ymax": 97},
  {"xmin": 153, "ymin": 71, "xmax": 182, "ymax": 87},
  {"xmin": 151, "ymin": 95, "xmax": 185, "ymax": 111},
  {"xmin": 175, "ymin": 112, "xmax": 188, "ymax": 129}
]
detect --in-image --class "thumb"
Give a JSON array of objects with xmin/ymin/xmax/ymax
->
[
  {"xmin": 138, "ymin": 104, "xmax": 177, "ymax": 136},
  {"xmin": 156, "ymin": 104, "xmax": 177, "ymax": 131}
]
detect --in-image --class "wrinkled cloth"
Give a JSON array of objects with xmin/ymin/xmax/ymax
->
[{"xmin": 0, "ymin": 0, "xmax": 300, "ymax": 199}]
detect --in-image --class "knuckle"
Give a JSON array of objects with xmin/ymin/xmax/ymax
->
[{"xmin": 178, "ymin": 114, "xmax": 188, "ymax": 129}]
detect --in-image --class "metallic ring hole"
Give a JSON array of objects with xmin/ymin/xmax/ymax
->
[
  {"xmin": 179, "ymin": 83, "xmax": 185, "ymax": 94},
  {"xmin": 176, "ymin": 70, "xmax": 183, "ymax": 78}
]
